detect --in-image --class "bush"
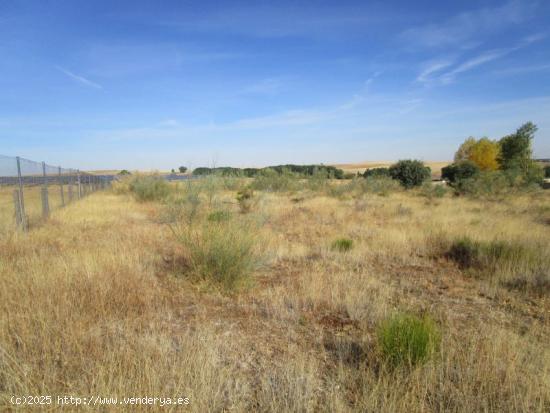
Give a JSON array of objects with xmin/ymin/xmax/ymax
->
[
  {"xmin": 356, "ymin": 176, "xmax": 401, "ymax": 196},
  {"xmin": 236, "ymin": 188, "xmax": 255, "ymax": 213},
  {"xmin": 331, "ymin": 238, "xmax": 353, "ymax": 252},
  {"xmin": 128, "ymin": 176, "xmax": 171, "ymax": 202},
  {"xmin": 419, "ymin": 182, "xmax": 447, "ymax": 199},
  {"xmin": 207, "ymin": 210, "xmax": 232, "ymax": 223},
  {"xmin": 441, "ymin": 161, "xmax": 480, "ymax": 184},
  {"xmin": 389, "ymin": 160, "xmax": 431, "ymax": 189},
  {"xmin": 377, "ymin": 313, "xmax": 441, "ymax": 368},
  {"xmin": 545, "ymin": 165, "xmax": 550, "ymax": 178},
  {"xmin": 453, "ymin": 168, "xmax": 543, "ymax": 197},
  {"xmin": 363, "ymin": 167, "xmax": 390, "ymax": 178},
  {"xmin": 446, "ymin": 236, "xmax": 549, "ymax": 294},
  {"xmin": 251, "ymin": 168, "xmax": 300, "ymax": 192},
  {"xmin": 175, "ymin": 221, "xmax": 259, "ymax": 290}
]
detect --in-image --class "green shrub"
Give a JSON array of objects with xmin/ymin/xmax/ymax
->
[
  {"xmin": 331, "ymin": 238, "xmax": 354, "ymax": 252},
  {"xmin": 419, "ymin": 182, "xmax": 447, "ymax": 199},
  {"xmin": 377, "ymin": 313, "xmax": 441, "ymax": 368},
  {"xmin": 358, "ymin": 176, "xmax": 401, "ymax": 196},
  {"xmin": 389, "ymin": 160, "xmax": 431, "ymax": 188},
  {"xmin": 363, "ymin": 167, "xmax": 390, "ymax": 178},
  {"xmin": 128, "ymin": 175, "xmax": 171, "ymax": 202},
  {"xmin": 175, "ymin": 221, "xmax": 259, "ymax": 290},
  {"xmin": 251, "ymin": 168, "xmax": 300, "ymax": 192},
  {"xmin": 441, "ymin": 161, "xmax": 480, "ymax": 184},
  {"xmin": 545, "ymin": 165, "xmax": 550, "ymax": 178},
  {"xmin": 207, "ymin": 210, "xmax": 232, "ymax": 222},
  {"xmin": 236, "ymin": 188, "xmax": 255, "ymax": 213}
]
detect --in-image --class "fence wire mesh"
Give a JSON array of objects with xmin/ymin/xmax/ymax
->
[{"xmin": 0, "ymin": 154, "xmax": 112, "ymax": 234}]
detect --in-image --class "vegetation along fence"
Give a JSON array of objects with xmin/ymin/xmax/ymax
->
[{"xmin": 0, "ymin": 154, "xmax": 112, "ymax": 233}]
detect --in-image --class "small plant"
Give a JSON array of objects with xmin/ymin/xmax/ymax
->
[
  {"xmin": 389, "ymin": 160, "xmax": 431, "ymax": 189},
  {"xmin": 207, "ymin": 210, "xmax": 232, "ymax": 222},
  {"xmin": 331, "ymin": 238, "xmax": 354, "ymax": 252},
  {"xmin": 236, "ymin": 188, "xmax": 255, "ymax": 213},
  {"xmin": 377, "ymin": 312, "xmax": 441, "ymax": 368},
  {"xmin": 175, "ymin": 221, "xmax": 260, "ymax": 291},
  {"xmin": 128, "ymin": 175, "xmax": 171, "ymax": 202},
  {"xmin": 419, "ymin": 182, "xmax": 447, "ymax": 199}
]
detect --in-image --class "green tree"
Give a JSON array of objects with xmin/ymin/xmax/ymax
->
[
  {"xmin": 389, "ymin": 160, "xmax": 431, "ymax": 188},
  {"xmin": 499, "ymin": 122, "xmax": 537, "ymax": 171},
  {"xmin": 454, "ymin": 137, "xmax": 476, "ymax": 162},
  {"xmin": 178, "ymin": 166, "xmax": 188, "ymax": 174}
]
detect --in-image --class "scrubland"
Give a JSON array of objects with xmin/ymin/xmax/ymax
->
[{"xmin": 1, "ymin": 175, "xmax": 549, "ymax": 412}]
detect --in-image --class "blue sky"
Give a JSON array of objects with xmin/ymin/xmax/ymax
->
[{"xmin": 1, "ymin": 0, "xmax": 549, "ymax": 170}]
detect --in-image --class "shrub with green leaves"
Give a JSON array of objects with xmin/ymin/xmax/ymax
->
[
  {"xmin": 331, "ymin": 238, "xmax": 353, "ymax": 252},
  {"xmin": 363, "ymin": 167, "xmax": 390, "ymax": 178},
  {"xmin": 128, "ymin": 175, "xmax": 171, "ymax": 202},
  {"xmin": 545, "ymin": 165, "xmax": 550, "ymax": 178},
  {"xmin": 356, "ymin": 176, "xmax": 401, "ymax": 196},
  {"xmin": 377, "ymin": 312, "xmax": 441, "ymax": 368},
  {"xmin": 389, "ymin": 160, "xmax": 431, "ymax": 189},
  {"xmin": 441, "ymin": 161, "xmax": 480, "ymax": 184},
  {"xmin": 251, "ymin": 168, "xmax": 300, "ymax": 192},
  {"xmin": 236, "ymin": 188, "xmax": 255, "ymax": 213},
  {"xmin": 419, "ymin": 182, "xmax": 447, "ymax": 199},
  {"xmin": 176, "ymin": 220, "xmax": 260, "ymax": 291}
]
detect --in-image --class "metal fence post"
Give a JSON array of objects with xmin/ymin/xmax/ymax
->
[
  {"xmin": 77, "ymin": 170, "xmax": 82, "ymax": 199},
  {"xmin": 58, "ymin": 166, "xmax": 65, "ymax": 207},
  {"xmin": 41, "ymin": 161, "xmax": 50, "ymax": 219},
  {"xmin": 15, "ymin": 156, "xmax": 27, "ymax": 231},
  {"xmin": 13, "ymin": 190, "xmax": 22, "ymax": 228}
]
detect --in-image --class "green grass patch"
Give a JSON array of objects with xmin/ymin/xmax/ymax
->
[
  {"xmin": 331, "ymin": 238, "xmax": 354, "ymax": 252},
  {"xmin": 377, "ymin": 312, "xmax": 441, "ymax": 368}
]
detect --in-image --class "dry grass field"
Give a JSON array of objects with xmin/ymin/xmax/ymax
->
[
  {"xmin": 335, "ymin": 161, "xmax": 451, "ymax": 179},
  {"xmin": 1, "ymin": 177, "xmax": 549, "ymax": 412}
]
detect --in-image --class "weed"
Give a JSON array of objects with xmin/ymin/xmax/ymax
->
[
  {"xmin": 128, "ymin": 175, "xmax": 171, "ymax": 202},
  {"xmin": 377, "ymin": 312, "xmax": 441, "ymax": 368},
  {"xmin": 331, "ymin": 238, "xmax": 354, "ymax": 252}
]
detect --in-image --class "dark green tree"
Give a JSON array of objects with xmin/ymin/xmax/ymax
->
[
  {"xmin": 389, "ymin": 160, "xmax": 431, "ymax": 188},
  {"xmin": 499, "ymin": 122, "xmax": 537, "ymax": 171},
  {"xmin": 178, "ymin": 166, "xmax": 188, "ymax": 174}
]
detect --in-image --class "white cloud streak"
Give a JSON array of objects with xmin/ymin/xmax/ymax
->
[{"xmin": 56, "ymin": 66, "xmax": 103, "ymax": 89}]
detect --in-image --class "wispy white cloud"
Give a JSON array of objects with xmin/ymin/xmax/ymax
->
[
  {"xmin": 419, "ymin": 33, "xmax": 546, "ymax": 85},
  {"xmin": 56, "ymin": 66, "xmax": 103, "ymax": 89},
  {"xmin": 416, "ymin": 60, "xmax": 454, "ymax": 83},
  {"xmin": 401, "ymin": 0, "xmax": 537, "ymax": 48}
]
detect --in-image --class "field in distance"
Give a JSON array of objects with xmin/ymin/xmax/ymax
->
[{"xmin": 333, "ymin": 161, "xmax": 452, "ymax": 178}]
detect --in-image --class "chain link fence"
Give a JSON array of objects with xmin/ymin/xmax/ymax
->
[{"xmin": 0, "ymin": 154, "xmax": 112, "ymax": 234}]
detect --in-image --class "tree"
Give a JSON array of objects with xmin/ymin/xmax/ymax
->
[
  {"xmin": 441, "ymin": 161, "xmax": 480, "ymax": 184},
  {"xmin": 499, "ymin": 122, "xmax": 537, "ymax": 171},
  {"xmin": 389, "ymin": 160, "xmax": 431, "ymax": 188},
  {"xmin": 178, "ymin": 166, "xmax": 188, "ymax": 174},
  {"xmin": 118, "ymin": 169, "xmax": 131, "ymax": 175},
  {"xmin": 468, "ymin": 138, "xmax": 500, "ymax": 171},
  {"xmin": 454, "ymin": 137, "xmax": 476, "ymax": 162},
  {"xmin": 363, "ymin": 167, "xmax": 390, "ymax": 178}
]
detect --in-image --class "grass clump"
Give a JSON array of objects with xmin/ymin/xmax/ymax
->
[
  {"xmin": 446, "ymin": 236, "xmax": 550, "ymax": 294},
  {"xmin": 207, "ymin": 210, "xmax": 232, "ymax": 222},
  {"xmin": 377, "ymin": 312, "xmax": 441, "ymax": 368},
  {"xmin": 128, "ymin": 175, "xmax": 171, "ymax": 202},
  {"xmin": 175, "ymin": 220, "xmax": 260, "ymax": 291},
  {"xmin": 331, "ymin": 238, "xmax": 354, "ymax": 252}
]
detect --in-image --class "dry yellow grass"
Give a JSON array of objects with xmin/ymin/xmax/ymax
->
[{"xmin": 1, "ymin": 182, "xmax": 549, "ymax": 412}]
